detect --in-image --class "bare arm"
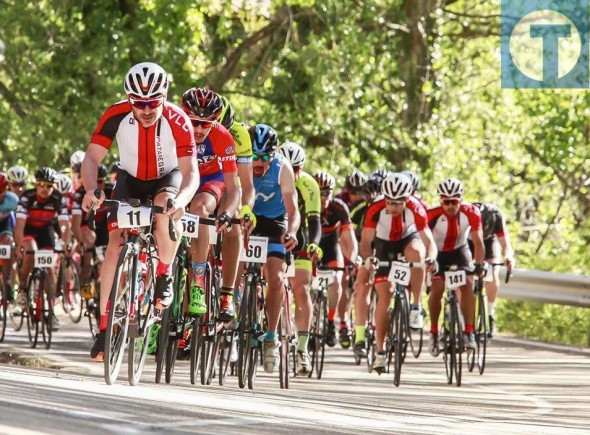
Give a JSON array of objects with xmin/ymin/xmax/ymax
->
[
  {"xmin": 81, "ymin": 143, "xmax": 108, "ymax": 211},
  {"xmin": 340, "ymin": 227, "xmax": 358, "ymax": 262},
  {"xmin": 471, "ymin": 228, "xmax": 485, "ymax": 264},
  {"xmin": 419, "ymin": 227, "xmax": 438, "ymax": 260},
  {"xmin": 279, "ymin": 162, "xmax": 300, "ymax": 250},
  {"xmin": 220, "ymin": 170, "xmax": 240, "ymax": 218},
  {"xmin": 237, "ymin": 161, "xmax": 255, "ymax": 209},
  {"xmin": 359, "ymin": 227, "xmax": 376, "ymax": 260},
  {"xmin": 173, "ymin": 155, "xmax": 200, "ymax": 212}
]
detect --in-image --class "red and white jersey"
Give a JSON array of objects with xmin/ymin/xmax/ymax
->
[
  {"xmin": 428, "ymin": 203, "xmax": 482, "ymax": 252},
  {"xmin": 197, "ymin": 123, "xmax": 238, "ymax": 176},
  {"xmin": 364, "ymin": 196, "xmax": 428, "ymax": 242},
  {"xmin": 90, "ymin": 101, "xmax": 195, "ymax": 181}
]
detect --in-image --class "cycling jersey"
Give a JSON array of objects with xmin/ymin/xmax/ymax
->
[
  {"xmin": 16, "ymin": 190, "xmax": 67, "ymax": 228},
  {"xmin": 230, "ymin": 122, "xmax": 253, "ymax": 164},
  {"xmin": 253, "ymin": 154, "xmax": 287, "ymax": 219},
  {"xmin": 90, "ymin": 101, "xmax": 195, "ymax": 181},
  {"xmin": 472, "ymin": 202, "xmax": 506, "ymax": 240},
  {"xmin": 0, "ymin": 191, "xmax": 18, "ymax": 222},
  {"xmin": 293, "ymin": 171, "xmax": 321, "ymax": 258},
  {"xmin": 319, "ymin": 198, "xmax": 352, "ymax": 266},
  {"xmin": 197, "ymin": 123, "xmax": 237, "ymax": 176},
  {"xmin": 364, "ymin": 196, "xmax": 428, "ymax": 242},
  {"xmin": 428, "ymin": 203, "xmax": 481, "ymax": 252}
]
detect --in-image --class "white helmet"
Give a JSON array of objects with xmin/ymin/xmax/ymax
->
[
  {"xmin": 70, "ymin": 150, "xmax": 85, "ymax": 168},
  {"xmin": 347, "ymin": 169, "xmax": 368, "ymax": 189},
  {"xmin": 54, "ymin": 173, "xmax": 73, "ymax": 194},
  {"xmin": 7, "ymin": 166, "xmax": 28, "ymax": 183},
  {"xmin": 437, "ymin": 178, "xmax": 464, "ymax": 197},
  {"xmin": 381, "ymin": 173, "xmax": 413, "ymax": 200},
  {"xmin": 124, "ymin": 62, "xmax": 169, "ymax": 98},
  {"xmin": 277, "ymin": 141, "xmax": 306, "ymax": 167},
  {"xmin": 314, "ymin": 171, "xmax": 336, "ymax": 191}
]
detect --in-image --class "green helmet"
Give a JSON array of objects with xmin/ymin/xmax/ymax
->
[{"xmin": 219, "ymin": 95, "xmax": 235, "ymax": 130}]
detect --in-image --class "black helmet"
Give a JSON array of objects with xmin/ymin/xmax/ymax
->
[
  {"xmin": 181, "ymin": 87, "xmax": 224, "ymax": 120},
  {"xmin": 97, "ymin": 164, "xmax": 107, "ymax": 180},
  {"xmin": 364, "ymin": 175, "xmax": 382, "ymax": 197},
  {"xmin": 35, "ymin": 167, "xmax": 57, "ymax": 183},
  {"xmin": 250, "ymin": 124, "xmax": 279, "ymax": 155},
  {"xmin": 346, "ymin": 170, "xmax": 368, "ymax": 190}
]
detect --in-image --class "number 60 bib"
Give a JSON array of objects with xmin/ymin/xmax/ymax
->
[{"xmin": 240, "ymin": 236, "xmax": 268, "ymax": 263}]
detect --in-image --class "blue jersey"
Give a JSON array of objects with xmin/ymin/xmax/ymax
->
[
  {"xmin": 253, "ymin": 154, "xmax": 287, "ymax": 219},
  {"xmin": 0, "ymin": 191, "xmax": 18, "ymax": 222}
]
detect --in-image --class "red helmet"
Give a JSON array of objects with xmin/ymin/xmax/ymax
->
[
  {"xmin": 181, "ymin": 87, "xmax": 223, "ymax": 120},
  {"xmin": 0, "ymin": 172, "xmax": 7, "ymax": 189}
]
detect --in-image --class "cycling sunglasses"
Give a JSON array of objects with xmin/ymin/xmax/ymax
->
[
  {"xmin": 129, "ymin": 97, "xmax": 164, "ymax": 109},
  {"xmin": 252, "ymin": 154, "xmax": 272, "ymax": 162},
  {"xmin": 36, "ymin": 181, "xmax": 54, "ymax": 189},
  {"xmin": 385, "ymin": 198, "xmax": 407, "ymax": 206},
  {"xmin": 190, "ymin": 119, "xmax": 213, "ymax": 129},
  {"xmin": 320, "ymin": 190, "xmax": 332, "ymax": 197},
  {"xmin": 442, "ymin": 198, "xmax": 461, "ymax": 206}
]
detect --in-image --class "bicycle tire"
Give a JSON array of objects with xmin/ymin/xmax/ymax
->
[
  {"xmin": 278, "ymin": 317, "xmax": 289, "ymax": 389},
  {"xmin": 450, "ymin": 300, "xmax": 463, "ymax": 387},
  {"xmin": 200, "ymin": 265, "xmax": 219, "ymax": 386},
  {"xmin": 64, "ymin": 261, "xmax": 83, "ymax": 324},
  {"xmin": 0, "ymin": 278, "xmax": 7, "ymax": 342},
  {"xmin": 476, "ymin": 289, "xmax": 488, "ymax": 375},
  {"xmin": 393, "ymin": 298, "xmax": 404, "ymax": 387},
  {"xmin": 165, "ymin": 326, "xmax": 180, "ymax": 384},
  {"xmin": 316, "ymin": 293, "xmax": 328, "ymax": 380},
  {"xmin": 104, "ymin": 244, "xmax": 132, "ymax": 385},
  {"xmin": 366, "ymin": 290, "xmax": 377, "ymax": 373},
  {"xmin": 166, "ymin": 254, "xmax": 187, "ymax": 384},
  {"xmin": 237, "ymin": 278, "xmax": 251, "ymax": 389},
  {"xmin": 408, "ymin": 291, "xmax": 424, "ymax": 358},
  {"xmin": 155, "ymin": 305, "xmax": 171, "ymax": 384},
  {"xmin": 26, "ymin": 271, "xmax": 41, "ymax": 348},
  {"xmin": 40, "ymin": 283, "xmax": 53, "ymax": 350},
  {"xmin": 218, "ymin": 330, "xmax": 234, "ymax": 386},
  {"xmin": 189, "ymin": 317, "xmax": 202, "ymax": 385}
]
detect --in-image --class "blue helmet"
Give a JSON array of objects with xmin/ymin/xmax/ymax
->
[{"xmin": 250, "ymin": 123, "xmax": 278, "ymax": 155}]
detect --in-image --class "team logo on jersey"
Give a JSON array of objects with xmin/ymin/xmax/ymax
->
[
  {"xmin": 256, "ymin": 191, "xmax": 275, "ymax": 202},
  {"xmin": 225, "ymin": 146, "xmax": 234, "ymax": 154}
]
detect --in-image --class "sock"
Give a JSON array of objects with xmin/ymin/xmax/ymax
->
[
  {"xmin": 265, "ymin": 331, "xmax": 277, "ymax": 341},
  {"xmin": 465, "ymin": 324, "xmax": 474, "ymax": 334},
  {"xmin": 354, "ymin": 326, "xmax": 365, "ymax": 343},
  {"xmin": 297, "ymin": 331, "xmax": 309, "ymax": 353},
  {"xmin": 377, "ymin": 350, "xmax": 387, "ymax": 356},
  {"xmin": 430, "ymin": 325, "xmax": 439, "ymax": 334},
  {"xmin": 157, "ymin": 261, "xmax": 171, "ymax": 275},
  {"xmin": 191, "ymin": 262, "xmax": 207, "ymax": 287},
  {"xmin": 99, "ymin": 314, "xmax": 108, "ymax": 331},
  {"xmin": 340, "ymin": 320, "xmax": 348, "ymax": 330},
  {"xmin": 411, "ymin": 303, "xmax": 421, "ymax": 310},
  {"xmin": 488, "ymin": 301, "xmax": 495, "ymax": 317},
  {"xmin": 328, "ymin": 308, "xmax": 336, "ymax": 321},
  {"xmin": 221, "ymin": 286, "xmax": 233, "ymax": 297}
]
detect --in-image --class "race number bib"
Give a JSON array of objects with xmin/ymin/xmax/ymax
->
[
  {"xmin": 180, "ymin": 213, "xmax": 200, "ymax": 238},
  {"xmin": 95, "ymin": 246, "xmax": 106, "ymax": 262},
  {"xmin": 389, "ymin": 263, "xmax": 411, "ymax": 286},
  {"xmin": 240, "ymin": 236, "xmax": 268, "ymax": 263},
  {"xmin": 445, "ymin": 270, "xmax": 466, "ymax": 289},
  {"xmin": 312, "ymin": 269, "xmax": 334, "ymax": 289},
  {"xmin": 35, "ymin": 250, "xmax": 54, "ymax": 268},
  {"xmin": 116, "ymin": 204, "xmax": 152, "ymax": 228},
  {"xmin": 0, "ymin": 244, "xmax": 11, "ymax": 259}
]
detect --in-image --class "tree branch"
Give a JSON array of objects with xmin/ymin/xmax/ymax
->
[{"xmin": 0, "ymin": 80, "xmax": 27, "ymax": 118}]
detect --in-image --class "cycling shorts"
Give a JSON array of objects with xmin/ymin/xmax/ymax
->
[
  {"xmin": 24, "ymin": 225, "xmax": 56, "ymax": 250},
  {"xmin": 373, "ymin": 233, "xmax": 419, "ymax": 283},
  {"xmin": 434, "ymin": 245, "xmax": 472, "ymax": 280}
]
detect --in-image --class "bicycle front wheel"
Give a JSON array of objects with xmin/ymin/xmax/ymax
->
[
  {"xmin": 155, "ymin": 306, "xmax": 171, "ymax": 384},
  {"xmin": 26, "ymin": 271, "xmax": 42, "ymax": 348},
  {"xmin": 0, "ymin": 278, "xmax": 7, "ymax": 342},
  {"xmin": 476, "ymin": 290, "xmax": 488, "ymax": 375},
  {"xmin": 40, "ymin": 282, "xmax": 53, "ymax": 350},
  {"xmin": 278, "ymin": 316, "xmax": 289, "ymax": 389},
  {"xmin": 104, "ymin": 245, "xmax": 132, "ymax": 385},
  {"xmin": 450, "ymin": 301, "xmax": 463, "ymax": 387},
  {"xmin": 393, "ymin": 299, "xmax": 406, "ymax": 387},
  {"xmin": 64, "ymin": 261, "xmax": 83, "ymax": 324}
]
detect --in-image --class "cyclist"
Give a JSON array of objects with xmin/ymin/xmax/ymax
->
[
  {"xmin": 70, "ymin": 151, "xmax": 85, "ymax": 191},
  {"xmin": 356, "ymin": 173, "xmax": 437, "ymax": 372},
  {"xmin": 14, "ymin": 167, "xmax": 71, "ymax": 330},
  {"xmin": 180, "ymin": 88, "xmax": 240, "ymax": 321},
  {"xmin": 427, "ymin": 178, "xmax": 484, "ymax": 355},
  {"xmin": 7, "ymin": 166, "xmax": 28, "ymax": 197},
  {"xmin": 314, "ymin": 170, "xmax": 358, "ymax": 348},
  {"xmin": 337, "ymin": 169, "xmax": 368, "ymax": 347},
  {"xmin": 277, "ymin": 141, "xmax": 322, "ymax": 374},
  {"xmin": 250, "ymin": 123, "xmax": 300, "ymax": 373},
  {"xmin": 55, "ymin": 173, "xmax": 75, "ymax": 214},
  {"xmin": 468, "ymin": 202, "xmax": 515, "ymax": 337},
  {"xmin": 0, "ymin": 173, "xmax": 18, "ymax": 297},
  {"xmin": 72, "ymin": 165, "xmax": 113, "ymax": 294},
  {"xmin": 81, "ymin": 62, "xmax": 199, "ymax": 362}
]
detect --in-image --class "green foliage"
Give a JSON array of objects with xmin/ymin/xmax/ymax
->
[{"xmin": 497, "ymin": 300, "xmax": 590, "ymax": 347}]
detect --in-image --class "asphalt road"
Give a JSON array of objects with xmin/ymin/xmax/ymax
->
[{"xmin": 0, "ymin": 312, "xmax": 589, "ymax": 435}]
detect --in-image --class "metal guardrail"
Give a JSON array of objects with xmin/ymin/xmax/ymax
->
[{"xmin": 499, "ymin": 268, "xmax": 590, "ymax": 308}]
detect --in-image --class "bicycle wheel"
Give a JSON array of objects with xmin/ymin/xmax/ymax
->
[
  {"xmin": 26, "ymin": 271, "xmax": 41, "ymax": 348},
  {"xmin": 189, "ymin": 317, "xmax": 202, "ymax": 385},
  {"xmin": 393, "ymin": 299, "xmax": 405, "ymax": 387},
  {"xmin": 40, "ymin": 282, "xmax": 53, "ymax": 350},
  {"xmin": 0, "ymin": 278, "xmax": 7, "ymax": 342},
  {"xmin": 165, "ymin": 322, "xmax": 180, "ymax": 384},
  {"xmin": 408, "ymin": 295, "xmax": 424, "ymax": 358},
  {"xmin": 200, "ymin": 266, "xmax": 220, "ymax": 386},
  {"xmin": 237, "ymin": 278, "xmax": 251, "ymax": 389},
  {"xmin": 476, "ymin": 290, "xmax": 488, "ymax": 375},
  {"xmin": 104, "ymin": 245, "xmax": 132, "ymax": 385},
  {"xmin": 155, "ymin": 305, "xmax": 170, "ymax": 384},
  {"xmin": 315, "ymin": 293, "xmax": 328, "ymax": 380},
  {"xmin": 166, "ymin": 255, "xmax": 187, "ymax": 384},
  {"xmin": 450, "ymin": 301, "xmax": 463, "ymax": 387},
  {"xmin": 278, "ymin": 316, "xmax": 289, "ymax": 389},
  {"xmin": 64, "ymin": 261, "xmax": 83, "ymax": 324},
  {"xmin": 128, "ymin": 255, "xmax": 156, "ymax": 386},
  {"xmin": 218, "ymin": 330, "xmax": 235, "ymax": 386}
]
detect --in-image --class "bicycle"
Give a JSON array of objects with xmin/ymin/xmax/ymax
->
[
  {"xmin": 279, "ymin": 255, "xmax": 295, "ymax": 389},
  {"xmin": 22, "ymin": 249, "xmax": 56, "ymax": 349},
  {"xmin": 89, "ymin": 194, "xmax": 177, "ymax": 386},
  {"xmin": 438, "ymin": 265, "xmax": 474, "ymax": 387},
  {"xmin": 383, "ymin": 259, "xmax": 426, "ymax": 387},
  {"xmin": 0, "ymin": 243, "xmax": 11, "ymax": 342},
  {"xmin": 55, "ymin": 244, "xmax": 83, "ymax": 324},
  {"xmin": 353, "ymin": 279, "xmax": 377, "ymax": 372},
  {"xmin": 82, "ymin": 245, "xmax": 104, "ymax": 339}
]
